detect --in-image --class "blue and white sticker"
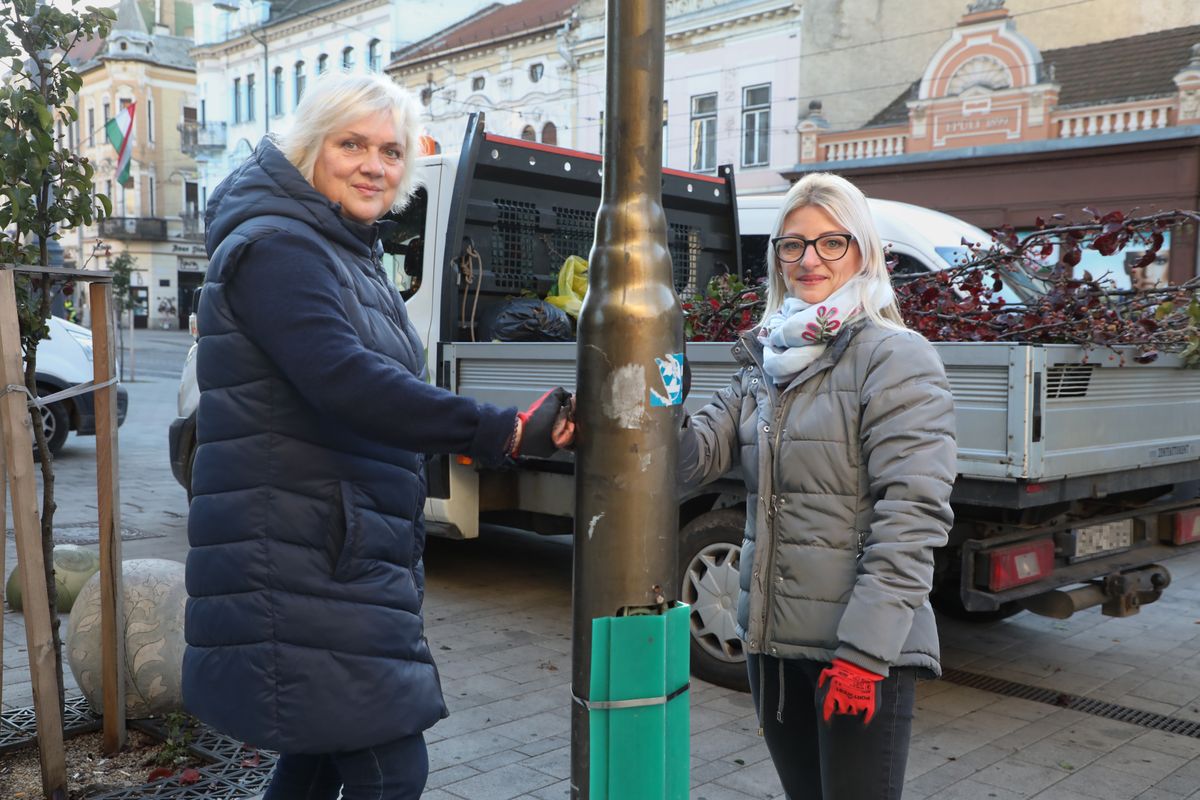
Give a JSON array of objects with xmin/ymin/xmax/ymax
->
[{"xmin": 650, "ymin": 352, "xmax": 685, "ymax": 407}]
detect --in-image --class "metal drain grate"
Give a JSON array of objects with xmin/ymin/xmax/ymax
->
[{"xmin": 943, "ymin": 668, "xmax": 1200, "ymax": 738}]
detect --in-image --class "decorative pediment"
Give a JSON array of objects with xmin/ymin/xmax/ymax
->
[
  {"xmin": 918, "ymin": 3, "xmax": 1042, "ymax": 101},
  {"xmin": 947, "ymin": 55, "xmax": 1012, "ymax": 95}
]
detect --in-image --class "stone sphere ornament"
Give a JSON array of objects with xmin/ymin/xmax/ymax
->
[
  {"xmin": 66, "ymin": 558, "xmax": 188, "ymax": 719},
  {"xmin": 5, "ymin": 544, "xmax": 102, "ymax": 613}
]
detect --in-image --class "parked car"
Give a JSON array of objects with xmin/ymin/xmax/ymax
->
[
  {"xmin": 168, "ymin": 292, "xmax": 201, "ymax": 498},
  {"xmin": 168, "ymin": 341, "xmax": 197, "ymax": 498},
  {"xmin": 35, "ymin": 316, "xmax": 129, "ymax": 456},
  {"xmin": 737, "ymin": 194, "xmax": 1042, "ymax": 303}
]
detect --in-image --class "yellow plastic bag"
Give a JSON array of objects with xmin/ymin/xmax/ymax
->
[{"xmin": 545, "ymin": 255, "xmax": 589, "ymax": 318}]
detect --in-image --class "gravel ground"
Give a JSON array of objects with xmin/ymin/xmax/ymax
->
[{"xmin": 0, "ymin": 728, "xmax": 205, "ymax": 799}]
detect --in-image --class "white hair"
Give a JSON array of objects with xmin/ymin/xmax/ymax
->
[
  {"xmin": 275, "ymin": 71, "xmax": 421, "ymax": 213},
  {"xmin": 763, "ymin": 172, "xmax": 906, "ymax": 330}
]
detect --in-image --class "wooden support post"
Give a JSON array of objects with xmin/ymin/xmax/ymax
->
[
  {"xmin": 0, "ymin": 270, "xmax": 67, "ymax": 797},
  {"xmin": 90, "ymin": 282, "xmax": 126, "ymax": 754},
  {"xmin": 0, "ymin": 381, "xmax": 6, "ymax": 712}
]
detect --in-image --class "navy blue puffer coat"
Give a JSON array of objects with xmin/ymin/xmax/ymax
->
[{"xmin": 182, "ymin": 137, "xmax": 515, "ymax": 754}]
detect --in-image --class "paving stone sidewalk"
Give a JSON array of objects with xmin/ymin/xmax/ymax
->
[{"xmin": 4, "ymin": 350, "xmax": 1200, "ymax": 799}]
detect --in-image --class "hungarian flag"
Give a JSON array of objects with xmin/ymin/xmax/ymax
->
[{"xmin": 105, "ymin": 101, "xmax": 136, "ymax": 187}]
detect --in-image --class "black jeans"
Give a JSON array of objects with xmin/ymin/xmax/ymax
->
[
  {"xmin": 262, "ymin": 733, "xmax": 428, "ymax": 800},
  {"xmin": 747, "ymin": 653, "xmax": 916, "ymax": 800}
]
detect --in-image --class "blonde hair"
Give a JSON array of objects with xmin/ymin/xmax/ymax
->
[
  {"xmin": 763, "ymin": 172, "xmax": 906, "ymax": 330},
  {"xmin": 276, "ymin": 71, "xmax": 421, "ymax": 213}
]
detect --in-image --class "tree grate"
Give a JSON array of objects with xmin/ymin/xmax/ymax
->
[
  {"xmin": 0, "ymin": 695, "xmax": 99, "ymax": 754},
  {"xmin": 942, "ymin": 668, "xmax": 1200, "ymax": 739},
  {"xmin": 0, "ymin": 697, "xmax": 275, "ymax": 798}
]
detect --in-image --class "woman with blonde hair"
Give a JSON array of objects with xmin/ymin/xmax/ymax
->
[
  {"xmin": 678, "ymin": 172, "xmax": 957, "ymax": 798},
  {"xmin": 182, "ymin": 71, "xmax": 572, "ymax": 799}
]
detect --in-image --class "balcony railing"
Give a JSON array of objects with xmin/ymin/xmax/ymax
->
[
  {"xmin": 98, "ymin": 217, "xmax": 169, "ymax": 241},
  {"xmin": 823, "ymin": 133, "xmax": 907, "ymax": 162},
  {"xmin": 1055, "ymin": 103, "xmax": 1171, "ymax": 138},
  {"xmin": 178, "ymin": 120, "xmax": 228, "ymax": 156},
  {"xmin": 181, "ymin": 213, "xmax": 204, "ymax": 240}
]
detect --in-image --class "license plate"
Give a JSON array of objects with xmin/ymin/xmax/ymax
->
[{"xmin": 1073, "ymin": 519, "xmax": 1134, "ymax": 559}]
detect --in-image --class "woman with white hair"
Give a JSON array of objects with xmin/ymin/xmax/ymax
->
[
  {"xmin": 182, "ymin": 72, "xmax": 572, "ymax": 798},
  {"xmin": 678, "ymin": 172, "xmax": 957, "ymax": 798}
]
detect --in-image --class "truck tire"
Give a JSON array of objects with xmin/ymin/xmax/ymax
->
[{"xmin": 679, "ymin": 509, "xmax": 750, "ymax": 692}]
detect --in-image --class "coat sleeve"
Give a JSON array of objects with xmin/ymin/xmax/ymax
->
[
  {"xmin": 225, "ymin": 232, "xmax": 516, "ymax": 463},
  {"xmin": 677, "ymin": 368, "xmax": 748, "ymax": 489},
  {"xmin": 834, "ymin": 332, "xmax": 956, "ymax": 675}
]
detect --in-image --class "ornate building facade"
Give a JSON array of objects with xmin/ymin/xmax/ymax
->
[
  {"xmin": 385, "ymin": 0, "xmax": 579, "ymax": 153},
  {"xmin": 790, "ymin": 1, "xmax": 1200, "ymax": 284}
]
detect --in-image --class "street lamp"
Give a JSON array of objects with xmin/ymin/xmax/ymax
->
[{"xmin": 213, "ymin": 1, "xmax": 271, "ymax": 133}]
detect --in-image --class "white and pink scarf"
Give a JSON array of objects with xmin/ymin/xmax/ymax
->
[{"xmin": 756, "ymin": 278, "xmax": 895, "ymax": 386}]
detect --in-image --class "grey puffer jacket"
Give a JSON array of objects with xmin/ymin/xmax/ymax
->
[{"xmin": 679, "ymin": 322, "xmax": 956, "ymax": 677}]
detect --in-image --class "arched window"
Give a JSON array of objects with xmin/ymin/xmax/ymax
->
[
  {"xmin": 368, "ymin": 39, "xmax": 381, "ymax": 72},
  {"xmin": 342, "ymin": 46, "xmax": 354, "ymax": 70},
  {"xmin": 528, "ymin": 62, "xmax": 544, "ymax": 83},
  {"xmin": 272, "ymin": 66, "xmax": 284, "ymax": 116},
  {"xmin": 520, "ymin": 125, "xmax": 536, "ymax": 141},
  {"xmin": 541, "ymin": 121, "xmax": 557, "ymax": 145},
  {"xmin": 294, "ymin": 61, "xmax": 306, "ymax": 106},
  {"xmin": 317, "ymin": 54, "xmax": 328, "ymax": 74}
]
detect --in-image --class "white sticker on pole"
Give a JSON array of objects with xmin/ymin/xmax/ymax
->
[{"xmin": 650, "ymin": 353, "xmax": 685, "ymax": 407}]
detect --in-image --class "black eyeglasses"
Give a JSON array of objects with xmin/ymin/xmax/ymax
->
[{"xmin": 771, "ymin": 233, "xmax": 855, "ymax": 264}]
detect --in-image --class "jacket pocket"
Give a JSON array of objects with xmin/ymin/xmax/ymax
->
[{"xmin": 331, "ymin": 480, "xmax": 361, "ymax": 583}]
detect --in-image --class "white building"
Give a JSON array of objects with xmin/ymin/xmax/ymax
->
[
  {"xmin": 385, "ymin": 0, "xmax": 579, "ymax": 151},
  {"xmin": 188, "ymin": 0, "xmax": 397, "ymax": 215},
  {"xmin": 394, "ymin": 0, "xmax": 804, "ymax": 192},
  {"xmin": 573, "ymin": 0, "xmax": 802, "ymax": 194}
]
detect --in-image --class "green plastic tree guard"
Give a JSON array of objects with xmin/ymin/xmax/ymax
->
[{"xmin": 589, "ymin": 602, "xmax": 690, "ymax": 799}]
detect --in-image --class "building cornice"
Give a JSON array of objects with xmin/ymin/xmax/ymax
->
[
  {"xmin": 786, "ymin": 123, "xmax": 1200, "ymax": 177},
  {"xmin": 387, "ymin": 23, "xmax": 565, "ymax": 73},
  {"xmin": 574, "ymin": 3, "xmax": 797, "ymax": 63},
  {"xmin": 190, "ymin": 0, "xmax": 387, "ymax": 59}
]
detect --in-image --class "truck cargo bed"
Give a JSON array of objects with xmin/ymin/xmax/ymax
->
[{"xmin": 443, "ymin": 340, "xmax": 1200, "ymax": 486}]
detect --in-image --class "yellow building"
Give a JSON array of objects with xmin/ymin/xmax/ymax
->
[{"xmin": 68, "ymin": 0, "xmax": 202, "ymax": 330}]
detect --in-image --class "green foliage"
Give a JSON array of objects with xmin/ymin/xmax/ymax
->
[
  {"xmin": 0, "ymin": 0, "xmax": 115, "ymax": 283},
  {"xmin": 152, "ymin": 711, "xmax": 198, "ymax": 767},
  {"xmin": 109, "ymin": 251, "xmax": 138, "ymax": 312}
]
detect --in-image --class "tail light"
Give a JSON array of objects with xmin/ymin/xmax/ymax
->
[
  {"xmin": 188, "ymin": 312, "xmax": 199, "ymax": 340},
  {"xmin": 988, "ymin": 539, "xmax": 1054, "ymax": 592},
  {"xmin": 1174, "ymin": 509, "xmax": 1200, "ymax": 545}
]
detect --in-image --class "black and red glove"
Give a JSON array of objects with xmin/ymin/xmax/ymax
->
[
  {"xmin": 512, "ymin": 387, "xmax": 571, "ymax": 458},
  {"xmin": 818, "ymin": 658, "xmax": 884, "ymax": 725}
]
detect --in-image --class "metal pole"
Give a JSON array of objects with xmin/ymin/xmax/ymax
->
[{"xmin": 570, "ymin": 1, "xmax": 679, "ymax": 797}]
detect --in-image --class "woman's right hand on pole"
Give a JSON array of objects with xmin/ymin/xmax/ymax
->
[{"xmin": 511, "ymin": 387, "xmax": 574, "ymax": 457}]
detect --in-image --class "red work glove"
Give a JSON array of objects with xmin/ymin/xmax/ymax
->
[
  {"xmin": 818, "ymin": 658, "xmax": 884, "ymax": 725},
  {"xmin": 512, "ymin": 387, "xmax": 571, "ymax": 458}
]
